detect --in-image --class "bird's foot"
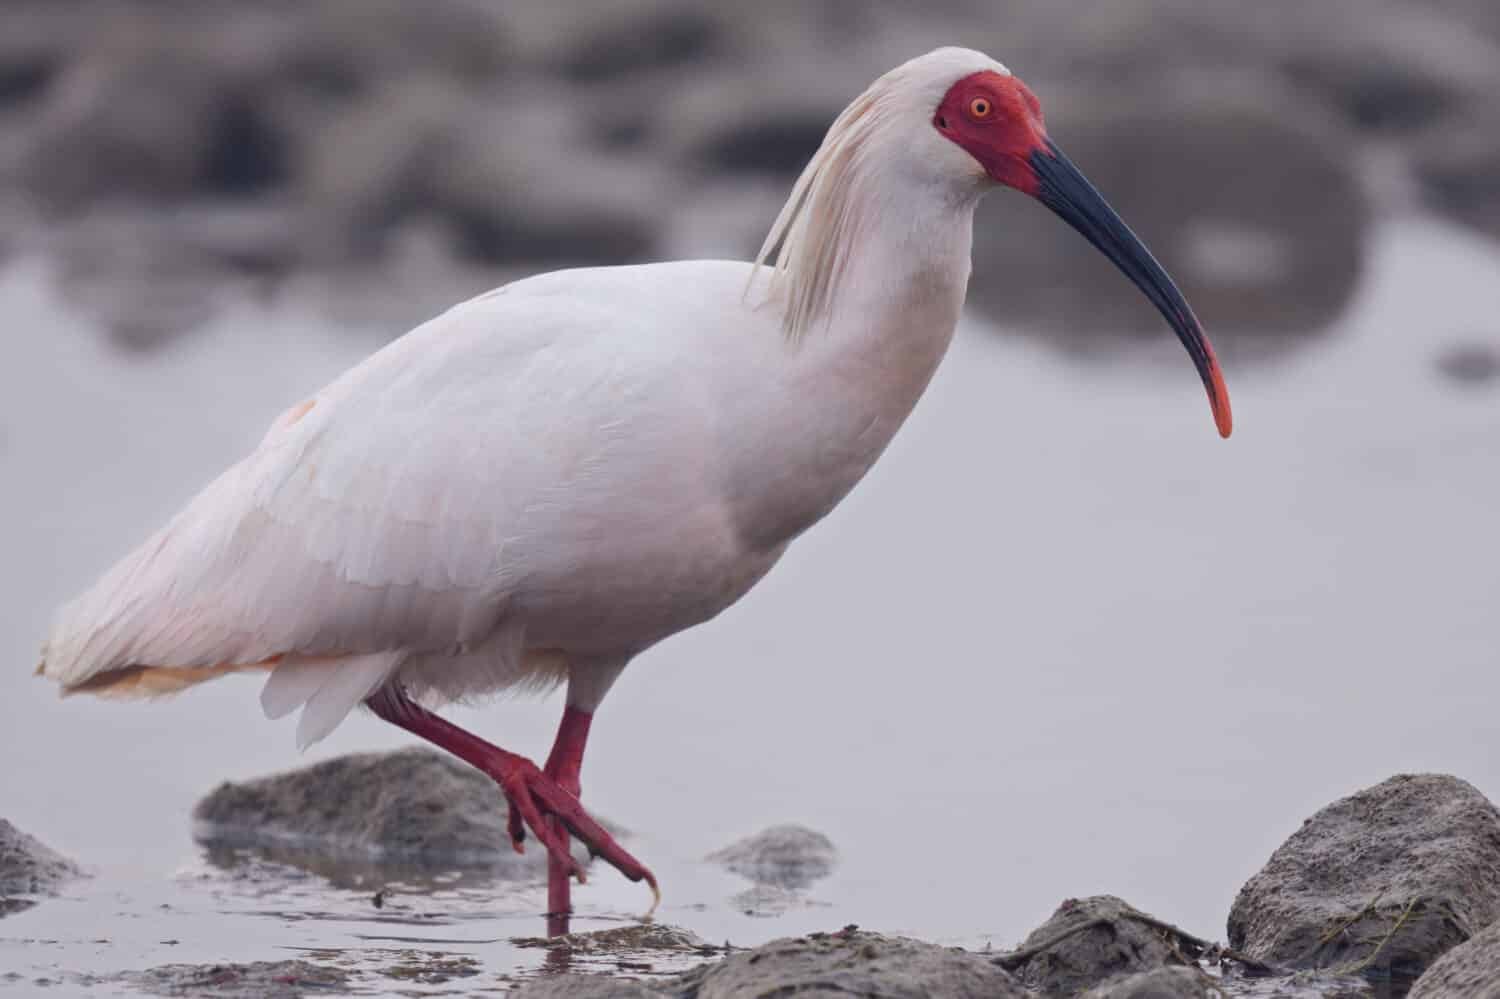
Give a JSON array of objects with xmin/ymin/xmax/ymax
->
[
  {"xmin": 493, "ymin": 755, "xmax": 658, "ymax": 900},
  {"xmin": 363, "ymin": 685, "xmax": 658, "ymax": 913}
]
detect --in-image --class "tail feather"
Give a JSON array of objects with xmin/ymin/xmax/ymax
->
[
  {"xmin": 259, "ymin": 652, "xmax": 402, "ymax": 749},
  {"xmin": 58, "ymin": 661, "xmax": 274, "ymax": 699},
  {"xmin": 259, "ymin": 655, "xmax": 335, "ymax": 719}
]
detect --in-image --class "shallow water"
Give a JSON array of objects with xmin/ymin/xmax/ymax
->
[{"xmin": 1, "ymin": 217, "xmax": 1497, "ymax": 994}]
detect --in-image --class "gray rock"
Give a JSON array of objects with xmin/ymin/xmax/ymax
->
[
  {"xmin": 0, "ymin": 6, "xmax": 67, "ymax": 110},
  {"xmin": 0, "ymin": 817, "xmax": 83, "ymax": 911},
  {"xmin": 6, "ymin": 0, "xmax": 1500, "ymax": 351},
  {"xmin": 512, "ymin": 977, "xmax": 661, "ymax": 999},
  {"xmin": 264, "ymin": 0, "xmax": 508, "ymax": 94},
  {"xmin": 1269, "ymin": 6, "xmax": 1500, "ymax": 134},
  {"xmin": 193, "ymin": 746, "xmax": 609, "ymax": 877},
  {"xmin": 1424, "ymin": 0, "xmax": 1500, "ymax": 45},
  {"xmin": 1434, "ymin": 342, "xmax": 1500, "ymax": 387},
  {"xmin": 295, "ymin": 75, "xmax": 473, "ymax": 263},
  {"xmin": 1414, "ymin": 109, "xmax": 1500, "ymax": 241},
  {"xmin": 664, "ymin": 927, "xmax": 1024, "ymax": 999},
  {"xmin": 1408, "ymin": 917, "xmax": 1500, "ymax": 999},
  {"xmin": 1001, "ymin": 895, "xmax": 1198, "ymax": 997},
  {"xmin": 978, "ymin": 1, "xmax": 1500, "ymax": 134},
  {"xmin": 548, "ymin": 2, "xmax": 725, "ymax": 84},
  {"xmin": 301, "ymin": 78, "xmax": 666, "ymax": 269},
  {"xmin": 512, "ymin": 924, "xmax": 724, "ymax": 989},
  {"xmin": 13, "ymin": 1, "xmax": 509, "ymax": 214},
  {"xmin": 1086, "ymin": 966, "xmax": 1376, "ymax": 998},
  {"xmin": 425, "ymin": 101, "xmax": 667, "ymax": 269},
  {"xmin": 659, "ymin": 59, "xmax": 861, "ymax": 179},
  {"xmin": 19, "ymin": 32, "xmax": 255, "ymax": 211},
  {"xmin": 1227, "ymin": 774, "xmax": 1500, "ymax": 984},
  {"xmin": 124, "ymin": 960, "xmax": 349, "ymax": 998},
  {"xmin": 706, "ymin": 824, "xmax": 837, "ymax": 888},
  {"xmin": 1084, "ymin": 966, "xmax": 1211, "ymax": 999},
  {"xmin": 513, "ymin": 923, "xmax": 721, "ymax": 958},
  {"xmin": 970, "ymin": 83, "xmax": 1367, "ymax": 360}
]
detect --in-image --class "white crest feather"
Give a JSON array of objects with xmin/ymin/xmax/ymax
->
[
  {"xmin": 749, "ymin": 87, "xmax": 889, "ymax": 343},
  {"xmin": 748, "ymin": 48, "xmax": 1010, "ymax": 342}
]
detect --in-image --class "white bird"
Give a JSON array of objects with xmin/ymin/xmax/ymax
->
[{"xmin": 38, "ymin": 47, "xmax": 1231, "ymax": 930}]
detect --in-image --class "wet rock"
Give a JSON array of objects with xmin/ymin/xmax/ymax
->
[
  {"xmin": 0, "ymin": 817, "xmax": 83, "ymax": 912},
  {"xmin": 1270, "ymin": 9, "xmax": 1500, "ymax": 134},
  {"xmin": 1083, "ymin": 966, "xmax": 1210, "ymax": 999},
  {"xmin": 514, "ymin": 923, "xmax": 722, "ymax": 958},
  {"xmin": 512, "ymin": 978, "xmax": 661, "ymax": 999},
  {"xmin": 14, "ymin": 1, "xmax": 509, "ymax": 217},
  {"xmin": 1085, "ymin": 966, "xmax": 1373, "ymax": 998},
  {"xmin": 265, "ymin": 0, "xmax": 508, "ymax": 95},
  {"xmin": 549, "ymin": 3, "xmax": 725, "ymax": 84},
  {"xmin": 0, "ymin": 9, "xmax": 67, "ymax": 110},
  {"xmin": 706, "ymin": 824, "xmax": 837, "ymax": 888},
  {"xmin": 125, "ymin": 960, "xmax": 348, "ymax": 998},
  {"xmin": 666, "ymin": 926, "xmax": 1024, "ymax": 999},
  {"xmin": 296, "ymin": 76, "xmax": 470, "ymax": 263},
  {"xmin": 1414, "ymin": 112, "xmax": 1500, "ymax": 241},
  {"xmin": 4, "ymin": 0, "xmax": 1497, "ymax": 350},
  {"xmin": 378, "ymin": 952, "xmax": 481, "ymax": 987},
  {"xmin": 1430, "ymin": 0, "xmax": 1500, "ymax": 45},
  {"xmin": 660, "ymin": 58, "xmax": 865, "ymax": 179},
  {"xmin": 1434, "ymin": 342, "xmax": 1500, "ymax": 387},
  {"xmin": 981, "ymin": 1, "xmax": 1500, "ymax": 135},
  {"xmin": 1227, "ymin": 774, "xmax": 1500, "ymax": 984},
  {"xmin": 511, "ymin": 936, "xmax": 715, "ymax": 994},
  {"xmin": 302, "ymin": 78, "xmax": 665, "ymax": 269},
  {"xmin": 427, "ymin": 104, "xmax": 666, "ymax": 269},
  {"xmin": 193, "ymin": 746, "xmax": 611, "ymax": 876},
  {"xmin": 1408, "ymin": 918, "xmax": 1500, "ymax": 999},
  {"xmin": 514, "ymin": 924, "xmax": 725, "ymax": 984},
  {"xmin": 1000, "ymin": 896, "xmax": 1197, "ymax": 997},
  {"xmin": 970, "ymin": 84, "xmax": 1367, "ymax": 360},
  {"xmin": 19, "ymin": 30, "xmax": 267, "ymax": 212}
]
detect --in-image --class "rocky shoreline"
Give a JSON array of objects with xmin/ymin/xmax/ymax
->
[
  {"xmin": 0, "ymin": 817, "xmax": 84, "ymax": 918},
  {"xmin": 12, "ymin": 755, "xmax": 1499, "ymax": 996},
  {"xmin": 2, "ymin": 0, "xmax": 1498, "ymax": 362}
]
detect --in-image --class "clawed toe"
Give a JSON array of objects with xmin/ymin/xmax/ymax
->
[{"xmin": 493, "ymin": 762, "xmax": 654, "ymax": 890}]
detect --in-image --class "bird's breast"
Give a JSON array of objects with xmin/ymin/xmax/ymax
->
[{"xmin": 720, "ymin": 303, "xmax": 960, "ymax": 553}]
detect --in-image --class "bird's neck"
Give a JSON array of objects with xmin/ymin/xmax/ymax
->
[
  {"xmin": 806, "ymin": 184, "xmax": 978, "ymax": 404},
  {"xmin": 732, "ymin": 188, "xmax": 979, "ymax": 551}
]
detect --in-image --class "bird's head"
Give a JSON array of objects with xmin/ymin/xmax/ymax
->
[{"xmin": 887, "ymin": 49, "xmax": 1233, "ymax": 438}]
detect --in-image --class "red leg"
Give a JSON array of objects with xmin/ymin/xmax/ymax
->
[
  {"xmin": 365, "ymin": 685, "xmax": 657, "ymax": 922},
  {"xmin": 542, "ymin": 705, "xmax": 592, "ymax": 935}
]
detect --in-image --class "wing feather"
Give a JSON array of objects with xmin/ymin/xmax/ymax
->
[
  {"xmin": 41, "ymin": 261, "xmax": 753, "ymax": 745},
  {"xmin": 41, "ymin": 287, "xmax": 623, "ymax": 690}
]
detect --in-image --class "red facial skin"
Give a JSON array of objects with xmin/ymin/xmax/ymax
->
[{"xmin": 933, "ymin": 71, "xmax": 1049, "ymax": 195}]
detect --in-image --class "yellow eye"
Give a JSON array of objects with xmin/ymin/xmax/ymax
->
[{"xmin": 969, "ymin": 96, "xmax": 993, "ymax": 119}]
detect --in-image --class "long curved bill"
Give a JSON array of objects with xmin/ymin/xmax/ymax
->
[{"xmin": 1029, "ymin": 139, "xmax": 1233, "ymax": 439}]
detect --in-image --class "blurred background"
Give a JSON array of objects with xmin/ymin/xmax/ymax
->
[
  {"xmin": 0, "ymin": 0, "xmax": 1495, "ymax": 356},
  {"xmin": 1, "ymin": 0, "xmax": 1498, "ymax": 991}
]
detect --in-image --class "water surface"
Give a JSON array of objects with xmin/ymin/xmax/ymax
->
[{"xmin": 1, "ymin": 218, "xmax": 1497, "ymax": 994}]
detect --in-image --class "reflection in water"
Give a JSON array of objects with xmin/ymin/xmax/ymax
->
[{"xmin": 199, "ymin": 840, "xmax": 530, "ymax": 898}]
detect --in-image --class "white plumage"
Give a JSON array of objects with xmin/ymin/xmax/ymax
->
[{"xmin": 39, "ymin": 46, "xmax": 1229, "ymax": 763}]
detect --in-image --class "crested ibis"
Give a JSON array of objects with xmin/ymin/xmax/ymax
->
[{"xmin": 38, "ymin": 47, "xmax": 1232, "ymax": 932}]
